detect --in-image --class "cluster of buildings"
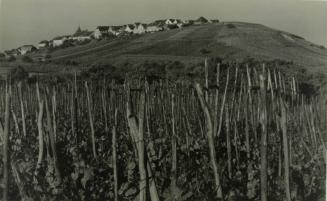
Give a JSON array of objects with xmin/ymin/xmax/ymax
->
[
  {"xmin": 92, "ymin": 17, "xmax": 218, "ymax": 39},
  {"xmin": 1, "ymin": 17, "xmax": 219, "ymax": 59}
]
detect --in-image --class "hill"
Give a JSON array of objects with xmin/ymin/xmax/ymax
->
[
  {"xmin": 2, "ymin": 22, "xmax": 327, "ymax": 87},
  {"xmin": 36, "ymin": 22, "xmax": 327, "ymax": 72}
]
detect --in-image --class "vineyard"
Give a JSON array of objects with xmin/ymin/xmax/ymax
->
[{"xmin": 0, "ymin": 59, "xmax": 326, "ymax": 201}]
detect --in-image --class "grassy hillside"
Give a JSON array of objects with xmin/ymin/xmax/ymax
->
[
  {"xmin": 36, "ymin": 22, "xmax": 327, "ymax": 71},
  {"xmin": 2, "ymin": 22, "xmax": 327, "ymax": 86}
]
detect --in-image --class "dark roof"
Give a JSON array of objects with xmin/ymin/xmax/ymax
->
[
  {"xmin": 149, "ymin": 20, "xmax": 166, "ymax": 26},
  {"xmin": 110, "ymin": 26, "xmax": 123, "ymax": 31},
  {"xmin": 135, "ymin": 23, "xmax": 147, "ymax": 28},
  {"xmin": 210, "ymin": 19, "xmax": 220, "ymax": 23},
  {"xmin": 196, "ymin": 16, "xmax": 208, "ymax": 23},
  {"xmin": 154, "ymin": 19, "xmax": 166, "ymax": 23},
  {"xmin": 96, "ymin": 26, "xmax": 109, "ymax": 31},
  {"xmin": 125, "ymin": 24, "xmax": 135, "ymax": 29}
]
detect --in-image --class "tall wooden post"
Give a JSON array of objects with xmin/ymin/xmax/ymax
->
[
  {"xmin": 2, "ymin": 82, "xmax": 11, "ymax": 201},
  {"xmin": 85, "ymin": 81, "xmax": 97, "ymax": 159},
  {"xmin": 280, "ymin": 98, "xmax": 291, "ymax": 201},
  {"xmin": 195, "ymin": 83, "xmax": 223, "ymax": 199},
  {"xmin": 259, "ymin": 65, "xmax": 268, "ymax": 201}
]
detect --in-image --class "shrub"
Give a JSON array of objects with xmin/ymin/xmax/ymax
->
[
  {"xmin": 319, "ymin": 45, "xmax": 326, "ymax": 50},
  {"xmin": 22, "ymin": 55, "xmax": 33, "ymax": 63},
  {"xmin": 226, "ymin": 24, "xmax": 236, "ymax": 29},
  {"xmin": 63, "ymin": 60, "xmax": 79, "ymax": 66},
  {"xmin": 167, "ymin": 24, "xmax": 178, "ymax": 29},
  {"xmin": 10, "ymin": 66, "xmax": 28, "ymax": 81},
  {"xmin": 7, "ymin": 56, "xmax": 16, "ymax": 62},
  {"xmin": 200, "ymin": 48, "xmax": 211, "ymax": 55},
  {"xmin": 0, "ymin": 53, "xmax": 5, "ymax": 61}
]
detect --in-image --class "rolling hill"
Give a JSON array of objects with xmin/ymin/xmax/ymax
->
[
  {"xmin": 2, "ymin": 21, "xmax": 327, "ymax": 88},
  {"xmin": 37, "ymin": 22, "xmax": 327, "ymax": 73}
]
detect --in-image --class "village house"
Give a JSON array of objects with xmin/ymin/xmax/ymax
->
[
  {"xmin": 172, "ymin": 19, "xmax": 184, "ymax": 28},
  {"xmin": 38, "ymin": 40, "xmax": 49, "ymax": 48},
  {"xmin": 164, "ymin": 19, "xmax": 183, "ymax": 26},
  {"xmin": 147, "ymin": 20, "xmax": 166, "ymax": 32},
  {"xmin": 109, "ymin": 26, "xmax": 123, "ymax": 36},
  {"xmin": 147, "ymin": 20, "xmax": 165, "ymax": 32},
  {"xmin": 165, "ymin": 19, "xmax": 176, "ymax": 25},
  {"xmin": 72, "ymin": 30, "xmax": 93, "ymax": 41},
  {"xmin": 210, "ymin": 19, "xmax": 220, "ymax": 23},
  {"xmin": 93, "ymin": 26, "xmax": 110, "ymax": 39},
  {"xmin": 124, "ymin": 24, "xmax": 135, "ymax": 33},
  {"xmin": 18, "ymin": 45, "xmax": 37, "ymax": 55},
  {"xmin": 183, "ymin": 20, "xmax": 194, "ymax": 25},
  {"xmin": 173, "ymin": 19, "xmax": 182, "ymax": 24},
  {"xmin": 52, "ymin": 36, "xmax": 69, "ymax": 47},
  {"xmin": 181, "ymin": 20, "xmax": 194, "ymax": 27},
  {"xmin": 133, "ymin": 23, "xmax": 147, "ymax": 34},
  {"xmin": 4, "ymin": 49, "xmax": 20, "ymax": 58},
  {"xmin": 194, "ymin": 16, "xmax": 209, "ymax": 25}
]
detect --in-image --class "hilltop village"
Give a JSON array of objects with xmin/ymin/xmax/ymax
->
[{"xmin": 0, "ymin": 17, "xmax": 219, "ymax": 61}]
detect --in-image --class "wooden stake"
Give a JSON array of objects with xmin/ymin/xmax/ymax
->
[
  {"xmin": 194, "ymin": 83, "xmax": 223, "ymax": 199},
  {"xmin": 18, "ymin": 82, "xmax": 27, "ymax": 137},
  {"xmin": 34, "ymin": 96, "xmax": 44, "ymax": 179},
  {"xmin": 280, "ymin": 98, "xmax": 291, "ymax": 201},
  {"xmin": 217, "ymin": 67, "xmax": 229, "ymax": 138},
  {"xmin": 2, "ymin": 82, "xmax": 11, "ymax": 201},
  {"xmin": 112, "ymin": 108, "xmax": 118, "ymax": 201},
  {"xmin": 85, "ymin": 81, "xmax": 97, "ymax": 159},
  {"xmin": 171, "ymin": 92, "xmax": 177, "ymax": 197},
  {"xmin": 259, "ymin": 65, "xmax": 268, "ymax": 201}
]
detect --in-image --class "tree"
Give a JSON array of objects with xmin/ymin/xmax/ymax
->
[
  {"xmin": 75, "ymin": 26, "xmax": 82, "ymax": 35},
  {"xmin": 10, "ymin": 66, "xmax": 28, "ymax": 81},
  {"xmin": 200, "ymin": 48, "xmax": 211, "ymax": 55},
  {"xmin": 7, "ymin": 56, "xmax": 16, "ymax": 62},
  {"xmin": 22, "ymin": 55, "xmax": 33, "ymax": 63},
  {"xmin": 226, "ymin": 24, "xmax": 236, "ymax": 29}
]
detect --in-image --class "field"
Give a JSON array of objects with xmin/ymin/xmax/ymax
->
[{"xmin": 0, "ymin": 59, "xmax": 327, "ymax": 201}]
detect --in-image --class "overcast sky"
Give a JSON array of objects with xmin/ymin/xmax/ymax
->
[{"xmin": 1, "ymin": 0, "xmax": 327, "ymax": 51}]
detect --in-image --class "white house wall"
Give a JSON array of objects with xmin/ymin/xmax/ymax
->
[
  {"xmin": 93, "ymin": 29, "xmax": 102, "ymax": 39},
  {"xmin": 133, "ymin": 26, "xmax": 146, "ymax": 34},
  {"xmin": 53, "ymin": 40, "xmax": 64, "ymax": 47}
]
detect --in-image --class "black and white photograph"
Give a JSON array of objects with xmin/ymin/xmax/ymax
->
[{"xmin": 1, "ymin": 0, "xmax": 327, "ymax": 200}]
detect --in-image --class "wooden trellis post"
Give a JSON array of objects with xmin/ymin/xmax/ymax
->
[
  {"xmin": 195, "ymin": 83, "xmax": 223, "ymax": 200},
  {"xmin": 2, "ymin": 82, "xmax": 11, "ymax": 201},
  {"xmin": 259, "ymin": 65, "xmax": 268, "ymax": 201}
]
